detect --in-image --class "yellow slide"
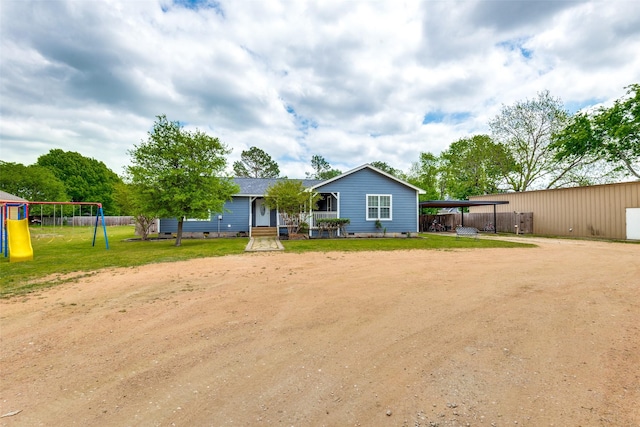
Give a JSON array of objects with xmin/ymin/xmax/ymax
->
[{"xmin": 6, "ymin": 218, "xmax": 34, "ymax": 262}]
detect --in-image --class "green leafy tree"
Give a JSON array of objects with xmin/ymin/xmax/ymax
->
[
  {"xmin": 263, "ymin": 180, "xmax": 321, "ymax": 236},
  {"xmin": 407, "ymin": 152, "xmax": 441, "ymax": 199},
  {"xmin": 113, "ymin": 182, "xmax": 157, "ymax": 240},
  {"xmin": 489, "ymin": 91, "xmax": 585, "ymax": 191},
  {"xmin": 0, "ymin": 161, "xmax": 68, "ymax": 202},
  {"xmin": 370, "ymin": 161, "xmax": 405, "ymax": 179},
  {"xmin": 233, "ymin": 146, "xmax": 281, "ymax": 178},
  {"xmin": 126, "ymin": 115, "xmax": 239, "ymax": 246},
  {"xmin": 36, "ymin": 149, "xmax": 122, "ymax": 214},
  {"xmin": 306, "ymin": 155, "xmax": 342, "ymax": 180},
  {"xmin": 438, "ymin": 135, "xmax": 515, "ymax": 199},
  {"xmin": 553, "ymin": 84, "xmax": 640, "ymax": 179}
]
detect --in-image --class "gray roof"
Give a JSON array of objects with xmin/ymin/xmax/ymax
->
[
  {"xmin": 233, "ymin": 178, "xmax": 324, "ymax": 196},
  {"xmin": 0, "ymin": 190, "xmax": 28, "ymax": 202},
  {"xmin": 233, "ymin": 164, "xmax": 427, "ymax": 196}
]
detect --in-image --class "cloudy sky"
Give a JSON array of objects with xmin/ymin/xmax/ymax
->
[{"xmin": 1, "ymin": 0, "xmax": 639, "ymax": 178}]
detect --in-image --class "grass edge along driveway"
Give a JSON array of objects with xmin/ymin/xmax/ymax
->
[{"xmin": 1, "ymin": 226, "xmax": 533, "ymax": 298}]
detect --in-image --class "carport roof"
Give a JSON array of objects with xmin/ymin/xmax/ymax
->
[{"xmin": 419, "ymin": 200, "xmax": 509, "ymax": 208}]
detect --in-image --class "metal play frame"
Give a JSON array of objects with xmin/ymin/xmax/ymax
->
[{"xmin": 1, "ymin": 201, "xmax": 109, "ymax": 258}]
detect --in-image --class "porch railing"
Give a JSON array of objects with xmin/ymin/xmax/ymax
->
[
  {"xmin": 310, "ymin": 211, "xmax": 338, "ymax": 228},
  {"xmin": 278, "ymin": 211, "xmax": 338, "ymax": 229}
]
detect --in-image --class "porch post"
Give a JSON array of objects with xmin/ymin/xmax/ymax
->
[
  {"xmin": 249, "ymin": 197, "xmax": 256, "ymax": 238},
  {"xmin": 308, "ymin": 193, "xmax": 312, "ymax": 238}
]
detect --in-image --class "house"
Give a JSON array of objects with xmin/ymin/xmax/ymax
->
[{"xmin": 158, "ymin": 164, "xmax": 426, "ymax": 238}]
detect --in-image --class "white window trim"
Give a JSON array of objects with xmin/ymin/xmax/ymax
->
[
  {"xmin": 366, "ymin": 194, "xmax": 392, "ymax": 221},
  {"xmin": 185, "ymin": 211, "xmax": 212, "ymax": 222}
]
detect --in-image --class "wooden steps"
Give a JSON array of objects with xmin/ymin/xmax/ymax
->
[{"xmin": 251, "ymin": 227, "xmax": 278, "ymax": 238}]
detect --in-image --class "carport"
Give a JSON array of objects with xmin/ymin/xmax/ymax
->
[{"xmin": 419, "ymin": 200, "xmax": 509, "ymax": 233}]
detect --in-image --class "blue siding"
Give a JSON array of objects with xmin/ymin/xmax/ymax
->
[
  {"xmin": 159, "ymin": 197, "xmax": 250, "ymax": 234},
  {"xmin": 315, "ymin": 168, "xmax": 418, "ymax": 233}
]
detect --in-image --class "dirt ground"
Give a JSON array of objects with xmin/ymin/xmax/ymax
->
[{"xmin": 1, "ymin": 237, "xmax": 639, "ymax": 426}]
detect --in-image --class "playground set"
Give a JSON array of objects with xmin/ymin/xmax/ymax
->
[{"xmin": 1, "ymin": 200, "xmax": 109, "ymax": 263}]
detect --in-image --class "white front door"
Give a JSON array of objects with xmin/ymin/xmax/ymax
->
[{"xmin": 255, "ymin": 199, "xmax": 270, "ymax": 226}]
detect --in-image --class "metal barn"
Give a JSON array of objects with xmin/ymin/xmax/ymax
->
[{"xmin": 470, "ymin": 181, "xmax": 640, "ymax": 240}]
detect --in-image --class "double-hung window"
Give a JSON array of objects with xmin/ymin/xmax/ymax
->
[{"xmin": 367, "ymin": 194, "xmax": 392, "ymax": 220}]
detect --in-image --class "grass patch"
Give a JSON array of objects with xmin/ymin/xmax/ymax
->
[
  {"xmin": 282, "ymin": 233, "xmax": 534, "ymax": 253},
  {"xmin": 1, "ymin": 227, "xmax": 533, "ymax": 298},
  {"xmin": 1, "ymin": 226, "xmax": 248, "ymax": 298}
]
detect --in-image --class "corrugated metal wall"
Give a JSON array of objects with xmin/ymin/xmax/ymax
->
[{"xmin": 469, "ymin": 181, "xmax": 640, "ymax": 240}]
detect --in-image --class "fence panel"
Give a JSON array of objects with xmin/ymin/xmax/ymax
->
[
  {"xmin": 72, "ymin": 216, "xmax": 134, "ymax": 226},
  {"xmin": 32, "ymin": 216, "xmax": 134, "ymax": 226}
]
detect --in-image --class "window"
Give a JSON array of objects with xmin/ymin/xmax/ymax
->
[
  {"xmin": 367, "ymin": 194, "xmax": 392, "ymax": 220},
  {"xmin": 185, "ymin": 211, "xmax": 212, "ymax": 221}
]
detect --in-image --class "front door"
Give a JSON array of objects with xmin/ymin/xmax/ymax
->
[{"xmin": 255, "ymin": 199, "xmax": 270, "ymax": 226}]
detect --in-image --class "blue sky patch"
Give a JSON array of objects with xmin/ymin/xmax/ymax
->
[
  {"xmin": 285, "ymin": 104, "xmax": 318, "ymax": 135},
  {"xmin": 497, "ymin": 38, "xmax": 533, "ymax": 59},
  {"xmin": 422, "ymin": 111, "xmax": 471, "ymax": 125},
  {"xmin": 565, "ymin": 98, "xmax": 602, "ymax": 114},
  {"xmin": 171, "ymin": 0, "xmax": 224, "ymax": 16}
]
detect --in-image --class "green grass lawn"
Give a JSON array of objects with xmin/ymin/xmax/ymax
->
[
  {"xmin": 1, "ymin": 226, "xmax": 533, "ymax": 297},
  {"xmin": 1, "ymin": 226, "xmax": 248, "ymax": 297},
  {"xmin": 282, "ymin": 233, "xmax": 533, "ymax": 253}
]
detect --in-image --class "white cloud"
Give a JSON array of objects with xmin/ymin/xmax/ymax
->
[{"xmin": 1, "ymin": 0, "xmax": 638, "ymax": 177}]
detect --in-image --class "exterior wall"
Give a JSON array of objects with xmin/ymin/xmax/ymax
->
[
  {"xmin": 470, "ymin": 181, "xmax": 640, "ymax": 240},
  {"xmin": 158, "ymin": 197, "xmax": 250, "ymax": 235},
  {"xmin": 315, "ymin": 168, "xmax": 419, "ymax": 234}
]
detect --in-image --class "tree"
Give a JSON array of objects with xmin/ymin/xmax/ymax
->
[
  {"xmin": 438, "ymin": 135, "xmax": 515, "ymax": 199},
  {"xmin": 126, "ymin": 115, "xmax": 239, "ymax": 246},
  {"xmin": 306, "ymin": 155, "xmax": 342, "ymax": 180},
  {"xmin": 263, "ymin": 180, "xmax": 321, "ymax": 236},
  {"xmin": 113, "ymin": 182, "xmax": 157, "ymax": 240},
  {"xmin": 489, "ymin": 91, "xmax": 582, "ymax": 191},
  {"xmin": 0, "ymin": 161, "xmax": 68, "ymax": 202},
  {"xmin": 233, "ymin": 146, "xmax": 280, "ymax": 178},
  {"xmin": 407, "ymin": 152, "xmax": 441, "ymax": 200},
  {"xmin": 553, "ymin": 84, "xmax": 640, "ymax": 179},
  {"xmin": 370, "ymin": 161, "xmax": 405, "ymax": 179},
  {"xmin": 37, "ymin": 149, "xmax": 122, "ymax": 214}
]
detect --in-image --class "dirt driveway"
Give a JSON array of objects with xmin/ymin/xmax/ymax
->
[{"xmin": 1, "ymin": 238, "xmax": 639, "ymax": 426}]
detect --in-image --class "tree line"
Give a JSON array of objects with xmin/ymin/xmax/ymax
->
[{"xmin": 1, "ymin": 84, "xmax": 637, "ymax": 243}]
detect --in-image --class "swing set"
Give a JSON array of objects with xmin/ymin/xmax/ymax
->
[{"xmin": 1, "ymin": 200, "xmax": 109, "ymax": 262}]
